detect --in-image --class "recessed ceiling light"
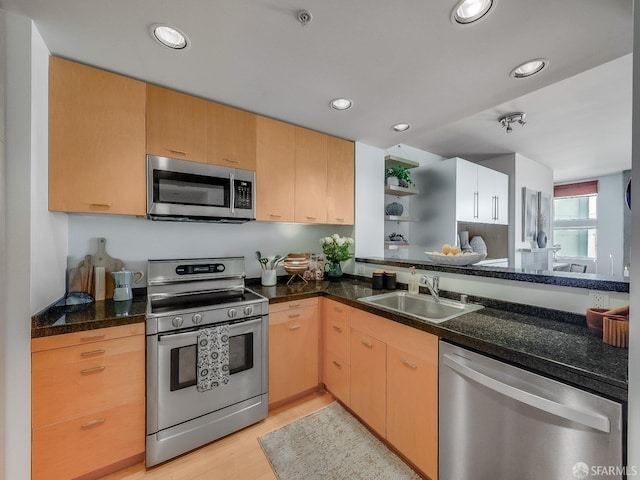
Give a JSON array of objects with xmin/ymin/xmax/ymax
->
[
  {"xmin": 330, "ymin": 98, "xmax": 353, "ymax": 111},
  {"xmin": 452, "ymin": 0, "xmax": 495, "ymax": 24},
  {"xmin": 151, "ymin": 24, "xmax": 190, "ymax": 50},
  {"xmin": 511, "ymin": 59, "xmax": 548, "ymax": 78},
  {"xmin": 392, "ymin": 123, "xmax": 411, "ymax": 132}
]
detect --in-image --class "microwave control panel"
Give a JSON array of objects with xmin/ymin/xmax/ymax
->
[{"xmin": 234, "ymin": 180, "xmax": 253, "ymax": 210}]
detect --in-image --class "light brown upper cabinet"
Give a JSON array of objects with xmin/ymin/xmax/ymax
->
[
  {"xmin": 326, "ymin": 136, "xmax": 355, "ymax": 225},
  {"xmin": 208, "ymin": 103, "xmax": 257, "ymax": 170},
  {"xmin": 49, "ymin": 57, "xmax": 146, "ymax": 215},
  {"xmin": 294, "ymin": 127, "xmax": 328, "ymax": 224},
  {"xmin": 256, "ymin": 116, "xmax": 296, "ymax": 222},
  {"xmin": 146, "ymin": 84, "xmax": 208, "ymax": 163}
]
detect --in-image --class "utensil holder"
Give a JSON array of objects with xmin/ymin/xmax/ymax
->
[{"xmin": 261, "ymin": 270, "xmax": 277, "ymax": 286}]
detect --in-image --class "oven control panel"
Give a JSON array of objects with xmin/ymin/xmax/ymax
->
[{"xmin": 175, "ymin": 263, "xmax": 226, "ymax": 275}]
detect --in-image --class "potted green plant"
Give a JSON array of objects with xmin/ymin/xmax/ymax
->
[{"xmin": 385, "ymin": 166, "xmax": 415, "ymax": 188}]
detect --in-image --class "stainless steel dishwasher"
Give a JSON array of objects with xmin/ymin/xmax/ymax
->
[{"xmin": 439, "ymin": 341, "xmax": 624, "ymax": 480}]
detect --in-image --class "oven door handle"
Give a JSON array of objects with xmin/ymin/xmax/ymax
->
[{"xmin": 158, "ymin": 317, "xmax": 263, "ymax": 343}]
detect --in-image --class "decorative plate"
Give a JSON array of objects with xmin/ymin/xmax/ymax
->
[{"xmin": 425, "ymin": 251, "xmax": 487, "ymax": 266}]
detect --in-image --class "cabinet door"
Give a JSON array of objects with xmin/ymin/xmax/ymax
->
[
  {"xmin": 256, "ymin": 116, "xmax": 296, "ymax": 222},
  {"xmin": 48, "ymin": 57, "xmax": 146, "ymax": 215},
  {"xmin": 476, "ymin": 166, "xmax": 509, "ymax": 224},
  {"xmin": 350, "ymin": 328, "xmax": 386, "ymax": 436},
  {"xmin": 322, "ymin": 299, "xmax": 351, "ymax": 405},
  {"xmin": 326, "ymin": 137, "xmax": 355, "ymax": 225},
  {"xmin": 207, "ymin": 102, "xmax": 257, "ymax": 170},
  {"xmin": 269, "ymin": 306, "xmax": 319, "ymax": 405},
  {"xmin": 146, "ymin": 84, "xmax": 208, "ymax": 163},
  {"xmin": 295, "ymin": 127, "xmax": 328, "ymax": 223},
  {"xmin": 387, "ymin": 340, "xmax": 438, "ymax": 479},
  {"xmin": 455, "ymin": 159, "xmax": 478, "ymax": 222}
]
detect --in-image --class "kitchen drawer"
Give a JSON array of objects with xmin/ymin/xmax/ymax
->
[
  {"xmin": 324, "ymin": 310, "xmax": 350, "ymax": 357},
  {"xmin": 323, "ymin": 351, "xmax": 350, "ymax": 406},
  {"xmin": 323, "ymin": 298, "xmax": 350, "ymax": 322},
  {"xmin": 269, "ymin": 297, "xmax": 318, "ymax": 313},
  {"xmin": 31, "ymin": 323, "xmax": 144, "ymax": 352},
  {"xmin": 32, "ymin": 334, "xmax": 145, "ymax": 427},
  {"xmin": 269, "ymin": 303, "xmax": 317, "ymax": 326},
  {"xmin": 32, "ymin": 400, "xmax": 145, "ymax": 480}
]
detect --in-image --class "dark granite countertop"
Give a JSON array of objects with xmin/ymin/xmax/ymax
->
[
  {"xmin": 31, "ymin": 295, "xmax": 147, "ymax": 338},
  {"xmin": 356, "ymin": 256, "xmax": 630, "ymax": 293},
  {"xmin": 32, "ymin": 277, "xmax": 628, "ymax": 402},
  {"xmin": 251, "ymin": 277, "xmax": 628, "ymax": 402}
]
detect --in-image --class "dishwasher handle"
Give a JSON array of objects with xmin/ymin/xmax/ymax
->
[{"xmin": 442, "ymin": 353, "xmax": 611, "ymax": 433}]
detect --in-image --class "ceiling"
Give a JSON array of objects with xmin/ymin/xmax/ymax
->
[{"xmin": 0, "ymin": 0, "xmax": 633, "ymax": 182}]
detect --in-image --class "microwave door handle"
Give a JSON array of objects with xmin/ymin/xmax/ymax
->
[{"xmin": 229, "ymin": 172, "xmax": 235, "ymax": 214}]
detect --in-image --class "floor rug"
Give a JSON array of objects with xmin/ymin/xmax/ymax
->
[{"xmin": 258, "ymin": 402, "xmax": 422, "ymax": 480}]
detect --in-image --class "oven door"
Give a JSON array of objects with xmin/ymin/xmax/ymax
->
[
  {"xmin": 151, "ymin": 316, "xmax": 265, "ymax": 432},
  {"xmin": 146, "ymin": 155, "xmax": 255, "ymax": 221}
]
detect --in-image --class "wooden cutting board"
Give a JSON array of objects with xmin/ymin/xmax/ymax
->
[
  {"xmin": 92, "ymin": 238, "xmax": 124, "ymax": 299},
  {"xmin": 76, "ymin": 237, "xmax": 124, "ymax": 299},
  {"xmin": 72, "ymin": 255, "xmax": 94, "ymax": 294}
]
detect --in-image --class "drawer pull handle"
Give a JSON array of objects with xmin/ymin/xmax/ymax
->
[
  {"xmin": 361, "ymin": 340, "xmax": 373, "ymax": 348},
  {"xmin": 169, "ymin": 149, "xmax": 187, "ymax": 155},
  {"xmin": 401, "ymin": 359, "xmax": 418, "ymax": 369},
  {"xmin": 270, "ymin": 214, "xmax": 282, "ymax": 218},
  {"xmin": 332, "ymin": 325, "xmax": 342, "ymax": 333},
  {"xmin": 80, "ymin": 334, "xmax": 105, "ymax": 341},
  {"xmin": 80, "ymin": 349, "xmax": 105, "ymax": 357},
  {"xmin": 81, "ymin": 418, "xmax": 105, "ymax": 429},
  {"xmin": 332, "ymin": 360, "xmax": 342, "ymax": 369},
  {"xmin": 306, "ymin": 216, "xmax": 317, "ymax": 220},
  {"xmin": 288, "ymin": 313, "xmax": 301, "ymax": 319},
  {"xmin": 335, "ymin": 218, "xmax": 345, "ymax": 222},
  {"xmin": 334, "ymin": 307, "xmax": 343, "ymax": 313},
  {"xmin": 224, "ymin": 158, "xmax": 241, "ymax": 164},
  {"xmin": 89, "ymin": 203, "xmax": 111, "ymax": 208},
  {"xmin": 288, "ymin": 324, "xmax": 302, "ymax": 331},
  {"xmin": 288, "ymin": 303, "xmax": 301, "ymax": 308},
  {"xmin": 81, "ymin": 366, "xmax": 106, "ymax": 374}
]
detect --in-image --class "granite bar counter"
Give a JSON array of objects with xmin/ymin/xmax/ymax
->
[{"xmin": 251, "ymin": 277, "xmax": 628, "ymax": 402}]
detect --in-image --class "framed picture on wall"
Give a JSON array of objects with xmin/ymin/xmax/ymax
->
[{"xmin": 522, "ymin": 187, "xmax": 539, "ymax": 242}]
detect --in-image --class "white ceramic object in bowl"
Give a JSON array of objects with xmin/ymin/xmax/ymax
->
[{"xmin": 425, "ymin": 251, "xmax": 487, "ymax": 266}]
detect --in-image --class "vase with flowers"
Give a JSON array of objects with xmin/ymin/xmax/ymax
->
[{"xmin": 320, "ymin": 234, "xmax": 354, "ymax": 280}]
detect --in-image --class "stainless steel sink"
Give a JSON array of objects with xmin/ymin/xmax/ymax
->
[{"xmin": 357, "ymin": 291, "xmax": 483, "ymax": 324}]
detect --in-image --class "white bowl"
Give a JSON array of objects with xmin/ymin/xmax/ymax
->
[{"xmin": 425, "ymin": 251, "xmax": 487, "ymax": 266}]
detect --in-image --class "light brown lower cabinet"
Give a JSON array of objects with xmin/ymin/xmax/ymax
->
[
  {"xmin": 268, "ymin": 298, "xmax": 319, "ymax": 406},
  {"xmin": 339, "ymin": 304, "xmax": 439, "ymax": 480},
  {"xmin": 31, "ymin": 323, "xmax": 145, "ymax": 480},
  {"xmin": 322, "ymin": 299, "xmax": 352, "ymax": 405}
]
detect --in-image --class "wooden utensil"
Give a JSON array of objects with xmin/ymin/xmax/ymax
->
[{"xmin": 92, "ymin": 238, "xmax": 124, "ymax": 299}]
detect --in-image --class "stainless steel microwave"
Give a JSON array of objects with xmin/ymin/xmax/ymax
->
[{"xmin": 146, "ymin": 155, "xmax": 255, "ymax": 223}]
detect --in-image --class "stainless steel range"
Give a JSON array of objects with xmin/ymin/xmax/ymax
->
[{"xmin": 145, "ymin": 257, "xmax": 268, "ymax": 467}]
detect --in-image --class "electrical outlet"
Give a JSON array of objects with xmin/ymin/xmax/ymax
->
[
  {"xmin": 589, "ymin": 291, "xmax": 610, "ymax": 309},
  {"xmin": 356, "ymin": 264, "xmax": 366, "ymax": 276}
]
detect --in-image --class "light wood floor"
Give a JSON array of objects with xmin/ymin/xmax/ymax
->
[{"xmin": 102, "ymin": 392, "xmax": 334, "ymax": 480}]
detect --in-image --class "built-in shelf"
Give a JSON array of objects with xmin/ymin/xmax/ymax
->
[
  {"xmin": 385, "ymin": 241, "xmax": 410, "ymax": 250},
  {"xmin": 384, "ymin": 215, "xmax": 419, "ymax": 222},
  {"xmin": 384, "ymin": 185, "xmax": 420, "ymax": 196},
  {"xmin": 384, "ymin": 155, "xmax": 419, "ymax": 170}
]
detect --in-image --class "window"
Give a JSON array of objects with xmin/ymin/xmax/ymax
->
[{"xmin": 553, "ymin": 181, "xmax": 598, "ymax": 259}]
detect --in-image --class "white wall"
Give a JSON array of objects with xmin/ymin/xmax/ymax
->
[
  {"xmin": 0, "ymin": 9, "xmax": 7, "ymax": 480},
  {"xmin": 595, "ymin": 173, "xmax": 624, "ymax": 276},
  {"xmin": 481, "ymin": 153, "xmax": 553, "ymax": 267},
  {"xmin": 627, "ymin": 0, "xmax": 640, "ymax": 466},
  {"xmin": 30, "ymin": 21, "xmax": 68, "ymax": 311},
  {"xmin": 68, "ymin": 215, "xmax": 354, "ymax": 280},
  {"xmin": 354, "ymin": 142, "xmax": 385, "ymax": 258}
]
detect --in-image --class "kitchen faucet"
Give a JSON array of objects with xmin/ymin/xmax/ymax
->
[{"xmin": 420, "ymin": 275, "xmax": 439, "ymax": 301}]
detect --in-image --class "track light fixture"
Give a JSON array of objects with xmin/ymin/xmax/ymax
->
[{"xmin": 499, "ymin": 112, "xmax": 526, "ymax": 133}]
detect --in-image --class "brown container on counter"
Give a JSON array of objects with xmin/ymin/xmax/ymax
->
[
  {"xmin": 372, "ymin": 270, "xmax": 384, "ymax": 290},
  {"xmin": 383, "ymin": 271, "xmax": 397, "ymax": 290},
  {"xmin": 603, "ymin": 316, "xmax": 629, "ymax": 348}
]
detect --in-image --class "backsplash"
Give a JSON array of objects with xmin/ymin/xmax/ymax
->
[{"xmin": 67, "ymin": 214, "xmax": 355, "ymax": 286}]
